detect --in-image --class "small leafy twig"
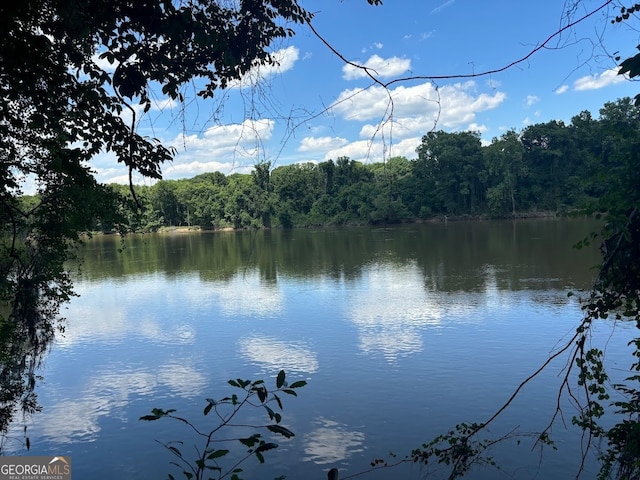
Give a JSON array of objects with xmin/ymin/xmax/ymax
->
[{"xmin": 140, "ymin": 370, "xmax": 306, "ymax": 480}]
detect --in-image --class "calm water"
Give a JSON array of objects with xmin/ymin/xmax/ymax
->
[{"xmin": 6, "ymin": 219, "xmax": 638, "ymax": 479}]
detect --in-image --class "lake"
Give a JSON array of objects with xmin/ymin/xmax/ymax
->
[{"xmin": 4, "ymin": 218, "xmax": 637, "ymax": 479}]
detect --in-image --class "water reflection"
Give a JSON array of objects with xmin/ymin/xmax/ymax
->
[
  {"xmin": 238, "ymin": 335, "xmax": 319, "ymax": 374},
  {"xmin": 348, "ymin": 262, "xmax": 442, "ymax": 361},
  {"xmin": 25, "ymin": 361, "xmax": 206, "ymax": 446},
  {"xmin": 303, "ymin": 418, "xmax": 365, "ymax": 465},
  {"xmin": 207, "ymin": 272, "xmax": 284, "ymax": 317},
  {"xmin": 76, "ymin": 220, "xmax": 601, "ymax": 295},
  {"xmin": 57, "ymin": 276, "xmax": 198, "ymax": 347},
  {"xmin": 13, "ymin": 219, "xmax": 607, "ymax": 479}
]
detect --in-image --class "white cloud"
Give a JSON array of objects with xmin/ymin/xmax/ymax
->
[
  {"xmin": 230, "ymin": 46, "xmax": 300, "ymax": 88},
  {"xmin": 150, "ymin": 97, "xmax": 178, "ymax": 111},
  {"xmin": 421, "ymin": 30, "xmax": 435, "ymax": 40},
  {"xmin": 389, "ymin": 136, "xmax": 422, "ymax": 159},
  {"xmin": 320, "ymin": 135, "xmax": 420, "ymax": 164},
  {"xmin": 555, "ymin": 84, "xmax": 569, "ymax": 94},
  {"xmin": 92, "ymin": 52, "xmax": 117, "ymax": 73},
  {"xmin": 298, "ymin": 136, "xmax": 348, "ymax": 152},
  {"xmin": 324, "ymin": 139, "xmax": 384, "ymax": 162},
  {"xmin": 162, "ymin": 159, "xmax": 245, "ymax": 179},
  {"xmin": 320, "ymin": 81, "xmax": 504, "ymax": 163},
  {"xmin": 170, "ymin": 118, "xmax": 275, "ymax": 165},
  {"xmin": 342, "ymin": 54, "xmax": 411, "ymax": 80},
  {"xmin": 333, "ymin": 81, "xmax": 505, "ymax": 133},
  {"xmin": 467, "ymin": 122, "xmax": 488, "ymax": 133},
  {"xmin": 573, "ymin": 68, "xmax": 627, "ymax": 91},
  {"xmin": 191, "ymin": 118, "xmax": 274, "ymax": 146},
  {"xmin": 95, "ymin": 118, "xmax": 276, "ymax": 184},
  {"xmin": 432, "ymin": 0, "xmax": 455, "ymax": 14},
  {"xmin": 524, "ymin": 95, "xmax": 540, "ymax": 107}
]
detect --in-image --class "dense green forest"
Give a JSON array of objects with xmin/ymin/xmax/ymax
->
[{"xmin": 85, "ymin": 97, "xmax": 638, "ymax": 232}]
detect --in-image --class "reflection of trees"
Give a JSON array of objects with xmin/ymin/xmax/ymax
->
[
  {"xmin": 0, "ymin": 283, "xmax": 54, "ymax": 451},
  {"xmin": 77, "ymin": 220, "xmax": 601, "ymax": 296}
]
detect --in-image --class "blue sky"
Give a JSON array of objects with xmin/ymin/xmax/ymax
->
[{"xmin": 93, "ymin": 0, "xmax": 640, "ymax": 185}]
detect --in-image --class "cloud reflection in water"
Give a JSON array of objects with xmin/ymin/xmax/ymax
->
[
  {"xmin": 238, "ymin": 335, "xmax": 319, "ymax": 374},
  {"xmin": 27, "ymin": 362, "xmax": 206, "ymax": 445},
  {"xmin": 348, "ymin": 263, "xmax": 441, "ymax": 362},
  {"xmin": 207, "ymin": 271, "xmax": 284, "ymax": 317},
  {"xmin": 303, "ymin": 418, "xmax": 365, "ymax": 465}
]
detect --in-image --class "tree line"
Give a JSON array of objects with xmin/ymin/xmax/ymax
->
[{"xmin": 87, "ymin": 97, "xmax": 639, "ymax": 232}]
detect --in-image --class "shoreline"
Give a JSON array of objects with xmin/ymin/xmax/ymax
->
[
  {"xmin": 120, "ymin": 210, "xmax": 572, "ymax": 235},
  {"xmin": 92, "ymin": 210, "xmax": 579, "ymax": 236}
]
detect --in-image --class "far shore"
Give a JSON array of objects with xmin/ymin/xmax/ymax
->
[{"xmin": 90, "ymin": 210, "xmax": 577, "ymax": 236}]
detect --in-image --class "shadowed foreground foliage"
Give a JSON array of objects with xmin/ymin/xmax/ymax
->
[{"xmin": 1, "ymin": 0, "xmax": 640, "ymax": 478}]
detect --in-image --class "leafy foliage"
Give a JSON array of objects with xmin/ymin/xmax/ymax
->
[
  {"xmin": 140, "ymin": 370, "xmax": 306, "ymax": 480},
  {"xmin": 97, "ymin": 99, "xmax": 640, "ymax": 232},
  {"xmin": 0, "ymin": 0, "xmax": 316, "ymax": 441}
]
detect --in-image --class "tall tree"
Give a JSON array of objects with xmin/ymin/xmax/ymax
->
[
  {"xmin": 414, "ymin": 131, "xmax": 485, "ymax": 215},
  {"xmin": 484, "ymin": 130, "xmax": 527, "ymax": 216},
  {"xmin": 1, "ymin": 0, "xmax": 313, "ymax": 316},
  {"xmin": 520, "ymin": 120, "xmax": 578, "ymax": 210},
  {"xmin": 0, "ymin": 0, "xmax": 319, "ymax": 443}
]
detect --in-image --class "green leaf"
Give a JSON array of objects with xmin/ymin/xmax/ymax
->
[
  {"xmin": 239, "ymin": 435, "xmax": 260, "ymax": 447},
  {"xmin": 256, "ymin": 386, "xmax": 267, "ymax": 403},
  {"xmin": 267, "ymin": 425, "xmax": 295, "ymax": 438},
  {"xmin": 206, "ymin": 449, "xmax": 229, "ymax": 460},
  {"xmin": 139, "ymin": 414, "xmax": 161, "ymax": 421},
  {"xmin": 145, "ymin": 407, "xmax": 176, "ymax": 418},
  {"xmin": 264, "ymin": 405, "xmax": 276, "ymax": 420},
  {"xmin": 203, "ymin": 402, "xmax": 213, "ymax": 416},
  {"xmin": 255, "ymin": 442, "xmax": 278, "ymax": 453},
  {"xmin": 282, "ymin": 389, "xmax": 297, "ymax": 396},
  {"xmin": 289, "ymin": 380, "xmax": 307, "ymax": 389},
  {"xmin": 168, "ymin": 446, "xmax": 182, "ymax": 457},
  {"xmin": 276, "ymin": 370, "xmax": 286, "ymax": 389}
]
